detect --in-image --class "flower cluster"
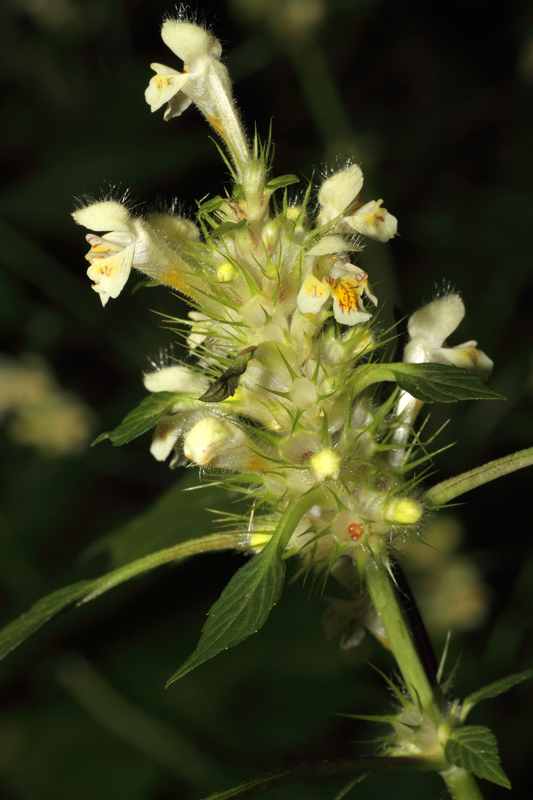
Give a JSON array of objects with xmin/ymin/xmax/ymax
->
[{"xmin": 73, "ymin": 16, "xmax": 492, "ymax": 578}]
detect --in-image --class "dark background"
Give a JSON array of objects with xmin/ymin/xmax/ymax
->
[{"xmin": 0, "ymin": 0, "xmax": 532, "ymax": 798}]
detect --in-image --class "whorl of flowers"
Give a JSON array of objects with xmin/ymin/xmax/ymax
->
[{"xmin": 72, "ymin": 17, "xmax": 492, "ymax": 578}]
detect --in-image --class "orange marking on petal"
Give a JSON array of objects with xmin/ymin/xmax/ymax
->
[{"xmin": 331, "ymin": 278, "xmax": 362, "ymax": 314}]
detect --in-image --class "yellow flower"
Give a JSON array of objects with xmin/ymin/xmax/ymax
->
[{"xmin": 297, "ymin": 237, "xmax": 377, "ymax": 326}]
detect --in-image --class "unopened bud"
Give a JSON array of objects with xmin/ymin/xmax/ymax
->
[
  {"xmin": 183, "ymin": 416, "xmax": 231, "ymax": 465},
  {"xmin": 311, "ymin": 448, "xmax": 342, "ymax": 481},
  {"xmin": 248, "ymin": 532, "xmax": 273, "ymax": 552},
  {"xmin": 383, "ymin": 497, "xmax": 423, "ymax": 525},
  {"xmin": 217, "ymin": 262, "xmax": 238, "ymax": 282}
]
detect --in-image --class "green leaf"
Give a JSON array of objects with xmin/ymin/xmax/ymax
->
[
  {"xmin": 167, "ymin": 489, "xmax": 323, "ymax": 684},
  {"xmin": 166, "ymin": 538, "xmax": 285, "ymax": 685},
  {"xmin": 0, "ymin": 580, "xmax": 96, "ymax": 662},
  {"xmin": 388, "ymin": 364, "xmax": 505, "ymax": 403},
  {"xmin": 461, "ymin": 669, "xmax": 533, "ymax": 721},
  {"xmin": 444, "ymin": 726, "xmax": 511, "ymax": 789},
  {"xmin": 0, "ymin": 533, "xmax": 241, "ymax": 664},
  {"xmin": 208, "ymin": 218, "xmax": 247, "ymax": 238},
  {"xmin": 200, "ymin": 346, "xmax": 257, "ymax": 402},
  {"xmin": 266, "ymin": 174, "xmax": 300, "ymax": 191},
  {"xmin": 93, "ymin": 391, "xmax": 180, "ymax": 447},
  {"xmin": 196, "ymin": 195, "xmax": 224, "ymax": 215}
]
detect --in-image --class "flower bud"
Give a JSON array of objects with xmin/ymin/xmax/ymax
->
[
  {"xmin": 248, "ymin": 532, "xmax": 273, "ymax": 552},
  {"xmin": 183, "ymin": 417, "xmax": 233, "ymax": 466},
  {"xmin": 383, "ymin": 497, "xmax": 423, "ymax": 525},
  {"xmin": 217, "ymin": 262, "xmax": 238, "ymax": 283},
  {"xmin": 311, "ymin": 448, "xmax": 342, "ymax": 482}
]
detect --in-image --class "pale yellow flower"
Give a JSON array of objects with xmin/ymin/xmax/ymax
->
[
  {"xmin": 317, "ymin": 163, "xmax": 397, "ymax": 242},
  {"xmin": 404, "ymin": 294, "xmax": 493, "ymax": 379},
  {"xmin": 297, "ymin": 237, "xmax": 377, "ymax": 325}
]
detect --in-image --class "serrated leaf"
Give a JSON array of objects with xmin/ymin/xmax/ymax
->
[
  {"xmin": 166, "ymin": 539, "xmax": 285, "ymax": 685},
  {"xmin": 461, "ymin": 669, "xmax": 533, "ymax": 721},
  {"xmin": 200, "ymin": 346, "xmax": 257, "ymax": 402},
  {"xmin": 196, "ymin": 195, "xmax": 224, "ymax": 215},
  {"xmin": 94, "ymin": 391, "xmax": 180, "ymax": 447},
  {"xmin": 266, "ymin": 174, "xmax": 300, "ymax": 190},
  {"xmin": 208, "ymin": 218, "xmax": 247, "ymax": 238},
  {"xmin": 389, "ymin": 364, "xmax": 505, "ymax": 403},
  {"xmin": 444, "ymin": 726, "xmax": 511, "ymax": 789},
  {"xmin": 0, "ymin": 532, "xmax": 240, "ymax": 663}
]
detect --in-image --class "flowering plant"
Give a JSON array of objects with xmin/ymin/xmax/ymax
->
[{"xmin": 1, "ymin": 12, "xmax": 532, "ymax": 800}]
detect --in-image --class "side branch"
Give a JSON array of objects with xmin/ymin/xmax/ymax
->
[{"xmin": 424, "ymin": 446, "xmax": 533, "ymax": 507}]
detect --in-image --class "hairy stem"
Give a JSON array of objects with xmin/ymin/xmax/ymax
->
[
  {"xmin": 440, "ymin": 767, "xmax": 485, "ymax": 800},
  {"xmin": 364, "ymin": 553, "xmax": 436, "ymax": 710},
  {"xmin": 424, "ymin": 446, "xmax": 533, "ymax": 506},
  {"xmin": 364, "ymin": 553, "xmax": 484, "ymax": 799}
]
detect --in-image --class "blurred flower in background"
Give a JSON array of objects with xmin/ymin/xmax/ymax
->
[
  {"xmin": 400, "ymin": 515, "xmax": 489, "ymax": 636},
  {"xmin": 0, "ymin": 354, "xmax": 95, "ymax": 456},
  {"xmin": 230, "ymin": 0, "xmax": 326, "ymax": 43}
]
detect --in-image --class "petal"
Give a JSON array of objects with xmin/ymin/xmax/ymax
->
[
  {"xmin": 85, "ymin": 231, "xmax": 134, "ymax": 257},
  {"xmin": 438, "ymin": 345, "xmax": 494, "ymax": 380},
  {"xmin": 146, "ymin": 212, "xmax": 200, "ymax": 242},
  {"xmin": 297, "ymin": 274, "xmax": 331, "ymax": 315},
  {"xmin": 143, "ymin": 365, "xmax": 208, "ymax": 394},
  {"xmin": 161, "ymin": 20, "xmax": 222, "ymax": 65},
  {"xmin": 150, "ymin": 415, "xmax": 182, "ymax": 461},
  {"xmin": 307, "ymin": 235, "xmax": 358, "ymax": 257},
  {"xmin": 403, "ymin": 337, "xmax": 434, "ymax": 364},
  {"xmin": 317, "ymin": 164, "xmax": 364, "ymax": 223},
  {"xmin": 72, "ymin": 201, "xmax": 132, "ymax": 232},
  {"xmin": 330, "ymin": 278, "xmax": 372, "ymax": 326},
  {"xmin": 345, "ymin": 200, "xmax": 398, "ymax": 242},
  {"xmin": 407, "ymin": 294, "xmax": 465, "ymax": 349},
  {"xmin": 145, "ymin": 64, "xmax": 189, "ymax": 112},
  {"xmin": 86, "ymin": 242, "xmax": 135, "ymax": 306},
  {"xmin": 163, "ymin": 92, "xmax": 193, "ymax": 121}
]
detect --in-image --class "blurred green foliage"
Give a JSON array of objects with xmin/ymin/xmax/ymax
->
[{"xmin": 0, "ymin": 0, "xmax": 532, "ymax": 798}]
